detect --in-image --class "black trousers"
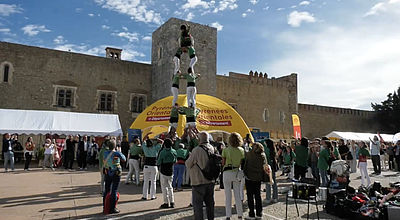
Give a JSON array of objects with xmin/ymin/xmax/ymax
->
[
  {"xmin": 24, "ymin": 152, "xmax": 32, "ymax": 170},
  {"xmin": 371, "ymin": 155, "xmax": 381, "ymax": 173},
  {"xmin": 67, "ymin": 151, "xmax": 75, "ymax": 169},
  {"xmin": 389, "ymin": 155, "xmax": 394, "ymax": 170},
  {"xmin": 245, "ymin": 179, "xmax": 262, "ymax": 216},
  {"xmin": 192, "ymin": 183, "xmax": 215, "ymax": 220},
  {"xmin": 395, "ymin": 155, "xmax": 400, "ymax": 171},
  {"xmin": 78, "ymin": 151, "xmax": 87, "ymax": 168},
  {"xmin": 294, "ymin": 164, "xmax": 307, "ymax": 180}
]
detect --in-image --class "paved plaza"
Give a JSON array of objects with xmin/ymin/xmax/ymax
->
[{"xmin": 0, "ymin": 161, "xmax": 399, "ymax": 220}]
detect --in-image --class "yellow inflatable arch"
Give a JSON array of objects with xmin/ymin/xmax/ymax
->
[{"xmin": 130, "ymin": 94, "xmax": 253, "ymax": 140}]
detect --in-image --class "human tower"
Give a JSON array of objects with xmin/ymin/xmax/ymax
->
[{"xmin": 169, "ymin": 24, "xmax": 200, "ymax": 136}]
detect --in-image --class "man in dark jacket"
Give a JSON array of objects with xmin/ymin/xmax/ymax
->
[
  {"xmin": 78, "ymin": 136, "xmax": 89, "ymax": 170},
  {"xmin": 2, "ymin": 133, "xmax": 16, "ymax": 172},
  {"xmin": 65, "ymin": 135, "xmax": 77, "ymax": 170}
]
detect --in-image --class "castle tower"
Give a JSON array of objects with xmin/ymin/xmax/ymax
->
[{"xmin": 151, "ymin": 17, "xmax": 217, "ymax": 102}]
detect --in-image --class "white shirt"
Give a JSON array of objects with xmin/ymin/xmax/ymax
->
[
  {"xmin": 44, "ymin": 144, "xmax": 54, "ymax": 155},
  {"xmin": 370, "ymin": 140, "xmax": 380, "ymax": 156}
]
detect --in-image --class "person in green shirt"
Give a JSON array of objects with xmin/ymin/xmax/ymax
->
[
  {"xmin": 98, "ymin": 137, "xmax": 110, "ymax": 194},
  {"xmin": 282, "ymin": 145, "xmax": 296, "ymax": 176},
  {"xmin": 171, "ymin": 71, "xmax": 183, "ymax": 107},
  {"xmin": 157, "ymin": 139, "xmax": 177, "ymax": 208},
  {"xmin": 172, "ymin": 143, "xmax": 189, "ymax": 191},
  {"xmin": 318, "ymin": 138, "xmax": 331, "ymax": 187},
  {"xmin": 182, "ymin": 73, "xmax": 199, "ymax": 109},
  {"xmin": 294, "ymin": 138, "xmax": 309, "ymax": 180},
  {"xmin": 168, "ymin": 104, "xmax": 181, "ymax": 138},
  {"xmin": 222, "ymin": 132, "xmax": 245, "ymax": 219},
  {"xmin": 173, "ymin": 24, "xmax": 198, "ymax": 77},
  {"xmin": 125, "ymin": 138, "xmax": 143, "ymax": 185},
  {"xmin": 178, "ymin": 105, "xmax": 200, "ymax": 130},
  {"xmin": 358, "ymin": 141, "xmax": 371, "ymax": 186}
]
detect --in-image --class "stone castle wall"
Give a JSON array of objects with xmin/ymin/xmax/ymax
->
[
  {"xmin": 0, "ymin": 42, "xmax": 152, "ymax": 132},
  {"xmin": 298, "ymin": 103, "xmax": 376, "ymax": 138},
  {"xmin": 216, "ymin": 71, "xmax": 298, "ymax": 139}
]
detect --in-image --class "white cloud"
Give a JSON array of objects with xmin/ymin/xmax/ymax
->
[
  {"xmin": 299, "ymin": 1, "xmax": 310, "ymax": 6},
  {"xmin": 0, "ymin": 4, "xmax": 23, "ymax": 16},
  {"xmin": 122, "ymin": 26, "xmax": 128, "ymax": 31},
  {"xmin": 182, "ymin": 0, "xmax": 210, "ymax": 10},
  {"xmin": 53, "ymin": 35, "xmax": 66, "ymax": 44},
  {"xmin": 291, "ymin": 5, "xmax": 297, "ymax": 9},
  {"xmin": 287, "ymin": 11, "xmax": 316, "ymax": 27},
  {"xmin": 142, "ymin": 36, "xmax": 151, "ymax": 41},
  {"xmin": 102, "ymin": 25, "xmax": 110, "ymax": 29},
  {"xmin": 186, "ymin": 12, "xmax": 195, "ymax": 21},
  {"xmin": 210, "ymin": 22, "xmax": 223, "ymax": 31},
  {"xmin": 277, "ymin": 8, "xmax": 285, "ymax": 11},
  {"xmin": 247, "ymin": 9, "xmax": 254, "ymax": 13},
  {"xmin": 0, "ymin": 28, "xmax": 10, "ymax": 33},
  {"xmin": 21, "ymin": 24, "xmax": 51, "ymax": 36},
  {"xmin": 213, "ymin": 0, "xmax": 238, "ymax": 13},
  {"xmin": 242, "ymin": 13, "xmax": 247, "ymax": 18},
  {"xmin": 75, "ymin": 8, "xmax": 82, "ymax": 13},
  {"xmin": 265, "ymin": 25, "xmax": 400, "ymax": 110},
  {"xmin": 249, "ymin": 0, "xmax": 258, "ymax": 5},
  {"xmin": 364, "ymin": 0, "xmax": 400, "ymax": 16},
  {"xmin": 54, "ymin": 43, "xmax": 145, "ymax": 61},
  {"xmin": 94, "ymin": 0, "xmax": 162, "ymax": 25},
  {"xmin": 88, "ymin": 13, "xmax": 95, "ymax": 17},
  {"xmin": 112, "ymin": 31, "xmax": 139, "ymax": 42}
]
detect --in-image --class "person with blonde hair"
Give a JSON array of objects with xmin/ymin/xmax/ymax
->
[
  {"xmin": 222, "ymin": 132, "xmax": 245, "ymax": 219},
  {"xmin": 243, "ymin": 142, "xmax": 268, "ymax": 218}
]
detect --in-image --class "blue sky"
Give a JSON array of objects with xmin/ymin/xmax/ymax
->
[{"xmin": 1, "ymin": 0, "xmax": 399, "ymax": 110}]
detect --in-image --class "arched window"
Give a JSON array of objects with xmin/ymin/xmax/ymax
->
[
  {"xmin": 263, "ymin": 108, "xmax": 270, "ymax": 122},
  {"xmin": 130, "ymin": 94, "xmax": 147, "ymax": 113},
  {"xmin": 3, "ymin": 65, "xmax": 9, "ymax": 82},
  {"xmin": 97, "ymin": 90, "xmax": 116, "ymax": 112}
]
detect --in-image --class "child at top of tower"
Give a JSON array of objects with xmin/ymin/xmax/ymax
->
[{"xmin": 173, "ymin": 24, "xmax": 198, "ymax": 76}]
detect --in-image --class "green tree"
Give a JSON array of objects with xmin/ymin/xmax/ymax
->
[{"xmin": 371, "ymin": 86, "xmax": 400, "ymax": 133}]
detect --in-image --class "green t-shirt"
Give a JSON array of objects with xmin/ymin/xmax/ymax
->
[
  {"xmin": 172, "ymin": 74, "xmax": 180, "ymax": 85},
  {"xmin": 359, "ymin": 147, "xmax": 370, "ymax": 157},
  {"xmin": 318, "ymin": 148, "xmax": 330, "ymax": 171},
  {"xmin": 178, "ymin": 107, "xmax": 200, "ymax": 117},
  {"xmin": 157, "ymin": 148, "xmax": 177, "ymax": 165},
  {"xmin": 99, "ymin": 147, "xmax": 106, "ymax": 169},
  {"xmin": 183, "ymin": 73, "xmax": 197, "ymax": 83},
  {"xmin": 176, "ymin": 148, "xmax": 189, "ymax": 160},
  {"xmin": 129, "ymin": 144, "xmax": 143, "ymax": 156},
  {"xmin": 170, "ymin": 107, "xmax": 179, "ymax": 118},
  {"xmin": 284, "ymin": 151, "xmax": 296, "ymax": 165},
  {"xmin": 294, "ymin": 145, "xmax": 309, "ymax": 167},
  {"xmin": 222, "ymin": 146, "xmax": 245, "ymax": 169},
  {"xmin": 334, "ymin": 147, "xmax": 340, "ymax": 159}
]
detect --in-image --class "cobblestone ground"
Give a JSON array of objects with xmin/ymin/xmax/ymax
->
[{"xmin": 0, "ymin": 161, "xmax": 399, "ymax": 220}]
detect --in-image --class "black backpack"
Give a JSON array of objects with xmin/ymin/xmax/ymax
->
[{"xmin": 196, "ymin": 144, "xmax": 222, "ymax": 181}]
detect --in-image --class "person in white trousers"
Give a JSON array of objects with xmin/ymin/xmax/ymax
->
[
  {"xmin": 222, "ymin": 132, "xmax": 245, "ymax": 219},
  {"xmin": 141, "ymin": 136, "xmax": 162, "ymax": 200},
  {"xmin": 126, "ymin": 139, "xmax": 142, "ymax": 185},
  {"xmin": 157, "ymin": 139, "xmax": 177, "ymax": 208},
  {"xmin": 358, "ymin": 141, "xmax": 371, "ymax": 187}
]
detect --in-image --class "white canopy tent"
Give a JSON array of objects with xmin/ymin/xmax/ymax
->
[
  {"xmin": 326, "ymin": 131, "xmax": 395, "ymax": 142},
  {"xmin": 0, "ymin": 109, "xmax": 122, "ymax": 136}
]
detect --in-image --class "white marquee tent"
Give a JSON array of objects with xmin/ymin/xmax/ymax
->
[
  {"xmin": 0, "ymin": 109, "xmax": 122, "ymax": 136},
  {"xmin": 326, "ymin": 131, "xmax": 395, "ymax": 142}
]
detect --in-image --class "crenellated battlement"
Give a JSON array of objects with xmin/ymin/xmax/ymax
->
[
  {"xmin": 298, "ymin": 103, "xmax": 374, "ymax": 117},
  {"xmin": 218, "ymin": 71, "xmax": 297, "ymax": 89}
]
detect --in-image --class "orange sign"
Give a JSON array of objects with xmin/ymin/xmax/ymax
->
[{"xmin": 292, "ymin": 114, "xmax": 302, "ymax": 139}]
